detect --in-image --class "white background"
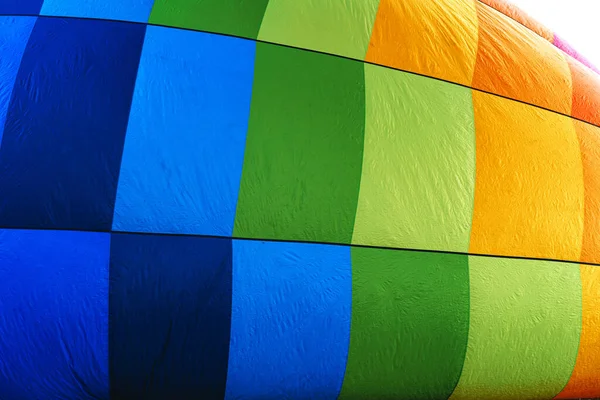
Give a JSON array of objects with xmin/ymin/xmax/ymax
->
[{"xmin": 510, "ymin": 0, "xmax": 600, "ymax": 68}]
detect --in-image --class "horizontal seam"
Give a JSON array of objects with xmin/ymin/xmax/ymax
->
[
  {"xmin": 1, "ymin": 12, "xmax": 599, "ymax": 131},
  {"xmin": 1, "ymin": 225, "xmax": 596, "ymax": 268}
]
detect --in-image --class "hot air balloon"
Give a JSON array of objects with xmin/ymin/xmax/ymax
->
[{"xmin": 0, "ymin": 0, "xmax": 598, "ymax": 399}]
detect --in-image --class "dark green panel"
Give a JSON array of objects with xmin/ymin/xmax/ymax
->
[
  {"xmin": 149, "ymin": 0, "xmax": 270, "ymax": 40},
  {"xmin": 233, "ymin": 43, "xmax": 365, "ymax": 244},
  {"xmin": 339, "ymin": 247, "xmax": 470, "ymax": 399}
]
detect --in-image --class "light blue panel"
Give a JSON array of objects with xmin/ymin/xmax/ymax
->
[
  {"xmin": 40, "ymin": 0, "xmax": 155, "ymax": 23},
  {"xmin": 113, "ymin": 26, "xmax": 256, "ymax": 236},
  {"xmin": 226, "ymin": 240, "xmax": 352, "ymax": 400},
  {"xmin": 0, "ymin": 16, "xmax": 36, "ymax": 145}
]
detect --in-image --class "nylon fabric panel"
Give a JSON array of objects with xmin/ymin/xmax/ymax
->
[
  {"xmin": 0, "ymin": 0, "xmax": 44, "ymax": 14},
  {"xmin": 113, "ymin": 27, "xmax": 255, "ymax": 236},
  {"xmin": 258, "ymin": 0, "xmax": 379, "ymax": 60},
  {"xmin": 109, "ymin": 234, "xmax": 233, "ymax": 400},
  {"xmin": 449, "ymin": 256, "xmax": 581, "ymax": 400},
  {"xmin": 472, "ymin": 2, "xmax": 572, "ymax": 115},
  {"xmin": 40, "ymin": 0, "xmax": 155, "ymax": 23},
  {"xmin": 365, "ymin": 0, "xmax": 478, "ymax": 86},
  {"xmin": 554, "ymin": 35, "xmax": 600, "ymax": 75},
  {"xmin": 469, "ymin": 91, "xmax": 584, "ymax": 261},
  {"xmin": 225, "ymin": 240, "xmax": 351, "ymax": 400},
  {"xmin": 574, "ymin": 120, "xmax": 600, "ymax": 264},
  {"xmin": 555, "ymin": 265, "xmax": 600, "ymax": 399},
  {"xmin": 477, "ymin": 0, "xmax": 554, "ymax": 42},
  {"xmin": 149, "ymin": 0, "xmax": 269, "ymax": 40},
  {"xmin": 338, "ymin": 247, "xmax": 469, "ymax": 399},
  {"xmin": 0, "ymin": 17, "xmax": 146, "ymax": 232},
  {"xmin": 568, "ymin": 57, "xmax": 600, "ymax": 127},
  {"xmin": 0, "ymin": 16, "xmax": 36, "ymax": 145},
  {"xmin": 353, "ymin": 64, "xmax": 475, "ymax": 253},
  {"xmin": 0, "ymin": 229, "xmax": 109, "ymax": 400},
  {"xmin": 233, "ymin": 43, "xmax": 365, "ymax": 244}
]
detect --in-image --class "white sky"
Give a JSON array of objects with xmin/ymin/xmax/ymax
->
[{"xmin": 510, "ymin": 0, "xmax": 600, "ymax": 68}]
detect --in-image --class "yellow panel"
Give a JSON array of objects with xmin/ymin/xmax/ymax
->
[
  {"xmin": 556, "ymin": 265, "xmax": 600, "ymax": 399},
  {"xmin": 573, "ymin": 120, "xmax": 600, "ymax": 264},
  {"xmin": 469, "ymin": 91, "xmax": 584, "ymax": 261},
  {"xmin": 365, "ymin": 0, "xmax": 479, "ymax": 86}
]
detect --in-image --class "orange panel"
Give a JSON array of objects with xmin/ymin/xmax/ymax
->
[
  {"xmin": 469, "ymin": 91, "xmax": 584, "ymax": 261},
  {"xmin": 555, "ymin": 265, "xmax": 600, "ymax": 399},
  {"xmin": 573, "ymin": 120, "xmax": 600, "ymax": 264},
  {"xmin": 472, "ymin": 2, "xmax": 572, "ymax": 115},
  {"xmin": 365, "ymin": 0, "xmax": 479, "ymax": 86},
  {"xmin": 570, "ymin": 59, "xmax": 600, "ymax": 127},
  {"xmin": 478, "ymin": 0, "xmax": 553, "ymax": 42}
]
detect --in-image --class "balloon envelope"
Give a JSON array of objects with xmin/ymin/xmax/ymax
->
[{"xmin": 0, "ymin": 1, "xmax": 598, "ymax": 399}]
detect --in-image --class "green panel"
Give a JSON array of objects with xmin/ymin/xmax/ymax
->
[
  {"xmin": 149, "ymin": 0, "xmax": 269, "ymax": 39},
  {"xmin": 353, "ymin": 64, "xmax": 476, "ymax": 253},
  {"xmin": 339, "ymin": 247, "xmax": 470, "ymax": 399},
  {"xmin": 449, "ymin": 256, "xmax": 582, "ymax": 400},
  {"xmin": 258, "ymin": 0, "xmax": 380, "ymax": 60},
  {"xmin": 233, "ymin": 43, "xmax": 365, "ymax": 244}
]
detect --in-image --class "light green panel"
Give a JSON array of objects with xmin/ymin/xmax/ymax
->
[
  {"xmin": 352, "ymin": 64, "xmax": 476, "ymax": 253},
  {"xmin": 257, "ymin": 0, "xmax": 380, "ymax": 60},
  {"xmin": 449, "ymin": 256, "xmax": 582, "ymax": 400}
]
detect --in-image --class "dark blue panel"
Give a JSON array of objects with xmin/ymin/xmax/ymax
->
[
  {"xmin": 113, "ymin": 26, "xmax": 255, "ymax": 237},
  {"xmin": 0, "ymin": 17, "xmax": 146, "ymax": 232},
  {"xmin": 226, "ymin": 240, "xmax": 351, "ymax": 399},
  {"xmin": 110, "ymin": 233, "xmax": 232, "ymax": 400},
  {"xmin": 0, "ymin": 16, "xmax": 36, "ymax": 145},
  {"xmin": 0, "ymin": 229, "xmax": 110, "ymax": 400},
  {"xmin": 40, "ymin": 0, "xmax": 155, "ymax": 23},
  {"xmin": 0, "ymin": 0, "xmax": 44, "ymax": 14}
]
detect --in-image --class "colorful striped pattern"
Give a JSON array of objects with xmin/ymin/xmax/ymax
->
[{"xmin": 0, "ymin": 1, "xmax": 598, "ymax": 399}]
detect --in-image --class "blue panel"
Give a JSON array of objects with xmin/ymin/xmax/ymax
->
[
  {"xmin": 0, "ymin": 229, "xmax": 109, "ymax": 400},
  {"xmin": 113, "ymin": 26, "xmax": 255, "ymax": 237},
  {"xmin": 40, "ymin": 0, "xmax": 155, "ymax": 23},
  {"xmin": 0, "ymin": 0, "xmax": 44, "ymax": 14},
  {"xmin": 226, "ymin": 240, "xmax": 351, "ymax": 399},
  {"xmin": 0, "ymin": 16, "xmax": 36, "ymax": 145},
  {"xmin": 110, "ymin": 233, "xmax": 232, "ymax": 400},
  {"xmin": 0, "ymin": 18, "xmax": 146, "ymax": 232}
]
